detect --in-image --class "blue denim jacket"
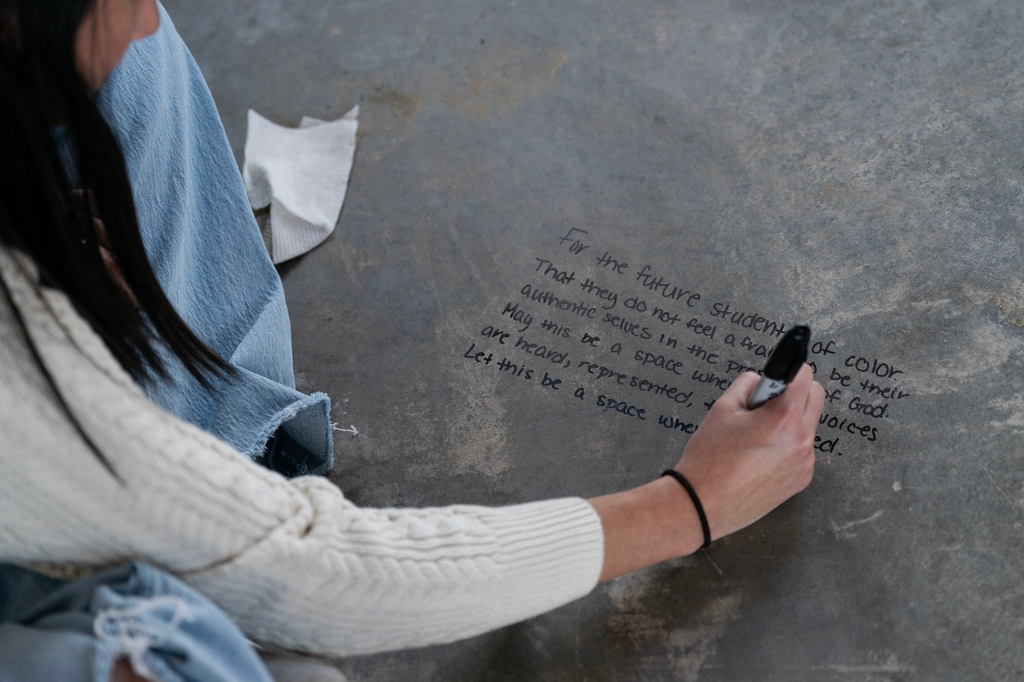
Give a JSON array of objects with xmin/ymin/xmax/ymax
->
[{"xmin": 93, "ymin": 5, "xmax": 333, "ymax": 477}]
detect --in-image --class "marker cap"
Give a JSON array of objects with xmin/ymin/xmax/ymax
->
[{"xmin": 762, "ymin": 324, "xmax": 810, "ymax": 382}]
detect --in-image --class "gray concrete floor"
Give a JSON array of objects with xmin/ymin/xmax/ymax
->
[{"xmin": 167, "ymin": 1, "xmax": 1024, "ymax": 680}]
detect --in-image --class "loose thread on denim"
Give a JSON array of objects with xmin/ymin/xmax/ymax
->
[{"xmin": 93, "ymin": 596, "xmax": 196, "ymax": 682}]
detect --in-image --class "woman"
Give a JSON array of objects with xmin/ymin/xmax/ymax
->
[{"xmin": 0, "ymin": 0, "xmax": 825, "ymax": 680}]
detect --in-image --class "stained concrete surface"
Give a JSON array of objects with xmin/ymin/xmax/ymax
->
[{"xmin": 165, "ymin": 1, "xmax": 1024, "ymax": 679}]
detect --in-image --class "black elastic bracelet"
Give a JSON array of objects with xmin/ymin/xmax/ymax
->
[{"xmin": 661, "ymin": 469, "xmax": 712, "ymax": 549}]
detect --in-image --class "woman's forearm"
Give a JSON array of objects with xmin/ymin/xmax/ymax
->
[{"xmin": 589, "ymin": 476, "xmax": 704, "ymax": 582}]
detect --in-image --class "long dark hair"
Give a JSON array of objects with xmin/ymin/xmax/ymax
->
[
  {"xmin": 0, "ymin": 0, "xmax": 234, "ymax": 476},
  {"xmin": 0, "ymin": 0, "xmax": 231, "ymax": 385}
]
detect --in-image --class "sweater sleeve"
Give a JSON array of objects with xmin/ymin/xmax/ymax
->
[
  {"xmin": 0, "ymin": 258, "xmax": 605, "ymax": 656},
  {"xmin": 185, "ymin": 480, "xmax": 603, "ymax": 654}
]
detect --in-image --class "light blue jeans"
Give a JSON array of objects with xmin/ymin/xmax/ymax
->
[
  {"xmin": 0, "ymin": 563, "xmax": 275, "ymax": 682},
  {"xmin": 94, "ymin": 3, "xmax": 334, "ymax": 478},
  {"xmin": 1, "ymin": 5, "xmax": 332, "ymax": 679}
]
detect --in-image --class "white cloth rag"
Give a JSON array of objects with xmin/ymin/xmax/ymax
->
[{"xmin": 243, "ymin": 106, "xmax": 358, "ymax": 264}]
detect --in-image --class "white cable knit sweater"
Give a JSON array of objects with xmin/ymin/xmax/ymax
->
[{"xmin": 0, "ymin": 250, "xmax": 604, "ymax": 656}]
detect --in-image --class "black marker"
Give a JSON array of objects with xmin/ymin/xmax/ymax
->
[{"xmin": 746, "ymin": 324, "xmax": 811, "ymax": 409}]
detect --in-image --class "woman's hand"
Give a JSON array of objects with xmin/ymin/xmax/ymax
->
[
  {"xmin": 588, "ymin": 364, "xmax": 825, "ymax": 581},
  {"xmin": 674, "ymin": 365, "xmax": 824, "ymax": 542}
]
